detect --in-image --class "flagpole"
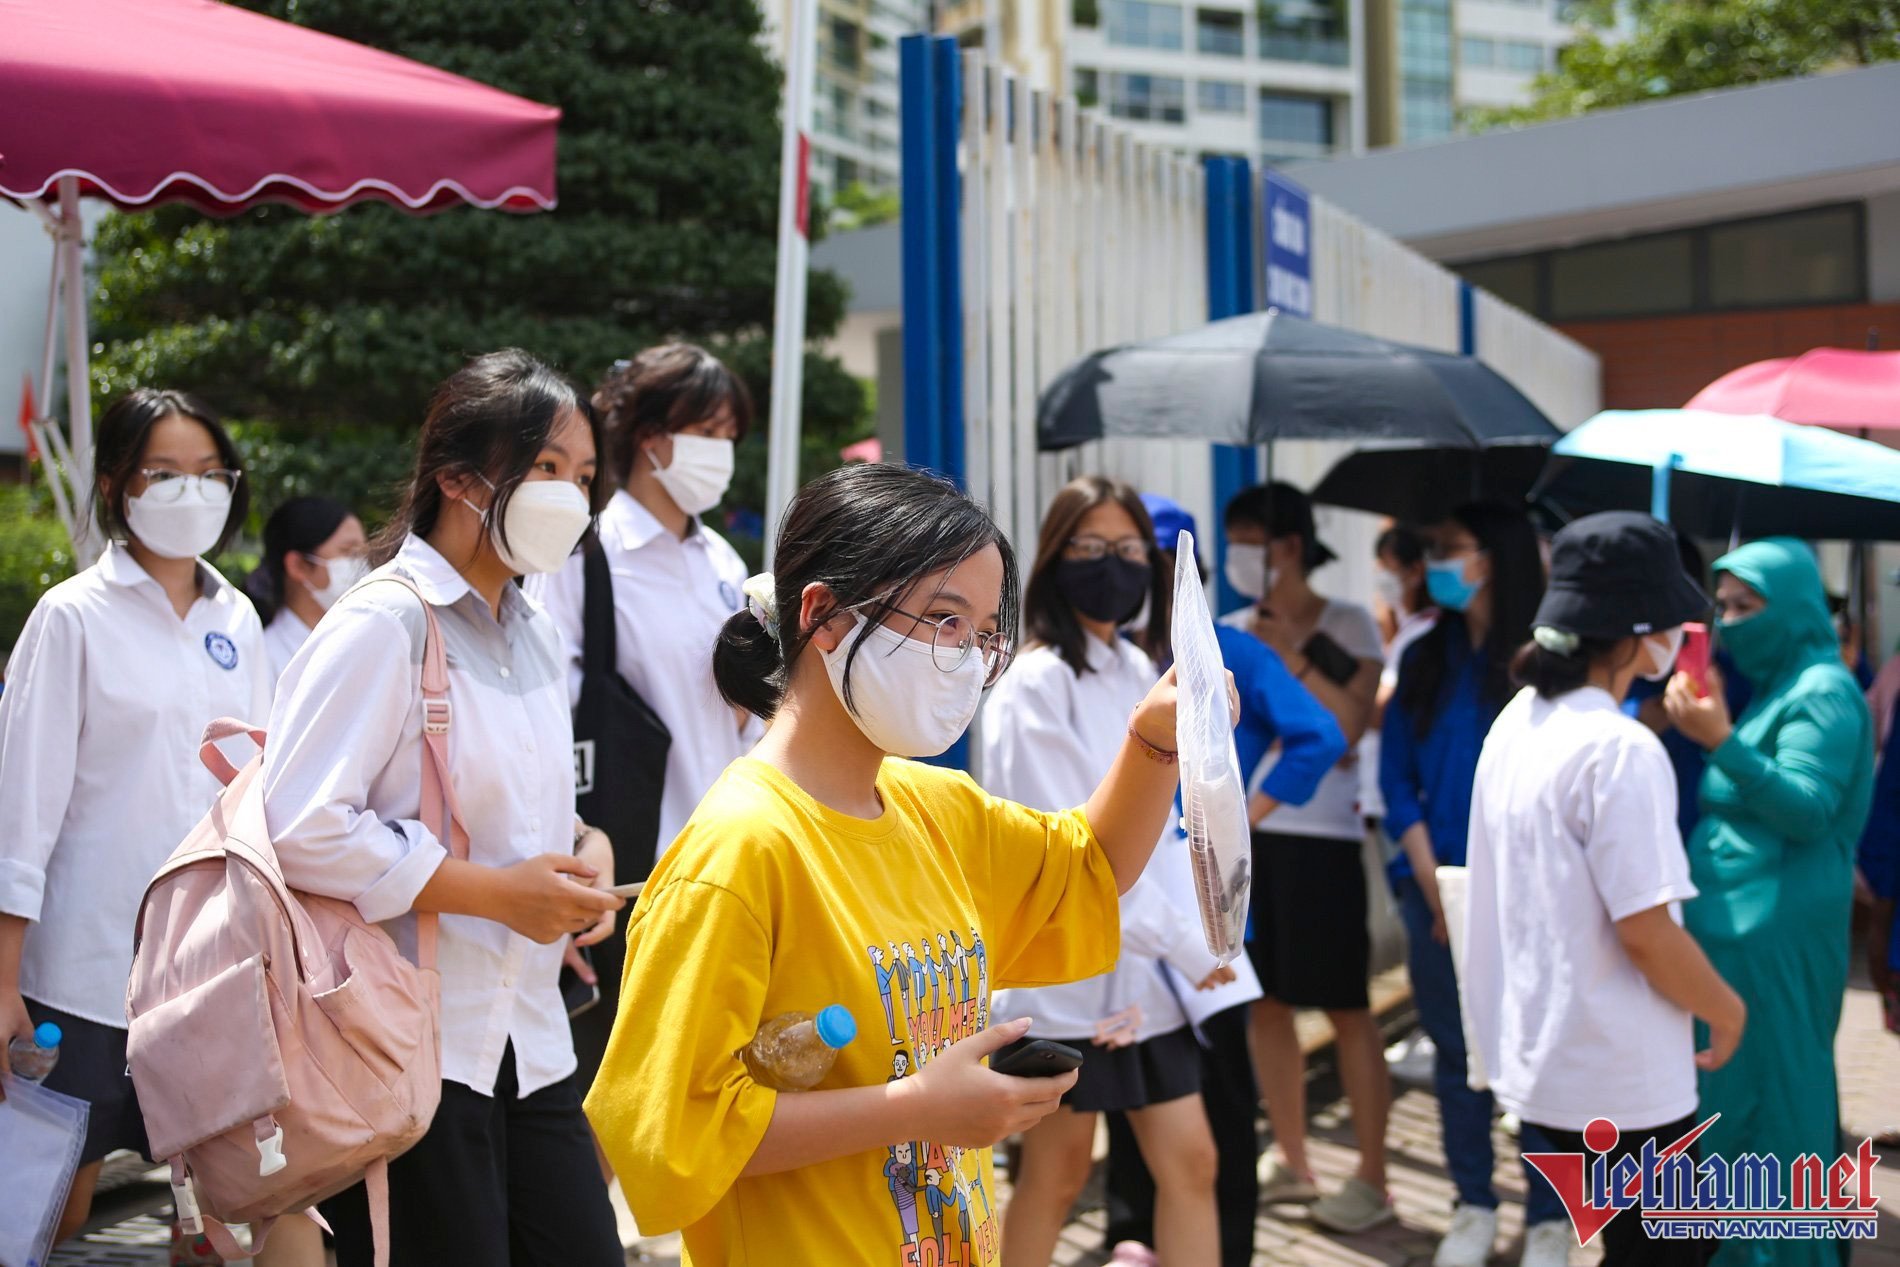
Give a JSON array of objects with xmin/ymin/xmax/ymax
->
[{"xmin": 763, "ymin": 0, "xmax": 818, "ymax": 568}]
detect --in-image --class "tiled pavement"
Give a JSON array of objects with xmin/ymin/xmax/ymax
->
[{"xmin": 49, "ymin": 975, "xmax": 1900, "ymax": 1266}]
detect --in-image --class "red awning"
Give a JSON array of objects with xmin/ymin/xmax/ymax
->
[{"xmin": 0, "ymin": 0, "xmax": 559, "ymax": 216}]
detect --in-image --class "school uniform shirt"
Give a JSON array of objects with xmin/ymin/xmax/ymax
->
[
  {"xmin": 262, "ymin": 608, "xmax": 314, "ymax": 685},
  {"xmin": 585, "ymin": 756, "xmax": 1121, "ymax": 1266},
  {"xmin": 262, "ymin": 534, "xmax": 580, "ymax": 1098},
  {"xmin": 1462, "ymin": 686, "xmax": 1700, "ymax": 1132},
  {"xmin": 530, "ymin": 490, "xmax": 760, "ymax": 858},
  {"xmin": 983, "ymin": 637, "xmax": 1215, "ymax": 1044},
  {"xmin": 1223, "ymin": 599, "xmax": 1382, "ymax": 840},
  {"xmin": 0, "ymin": 543, "xmax": 270, "ymax": 1026}
]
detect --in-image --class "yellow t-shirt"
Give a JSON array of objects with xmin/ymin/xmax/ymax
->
[{"xmin": 584, "ymin": 755, "xmax": 1121, "ymax": 1267}]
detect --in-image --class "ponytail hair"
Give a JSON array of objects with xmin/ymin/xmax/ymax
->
[
  {"xmin": 713, "ymin": 463, "xmax": 1019, "ymax": 720},
  {"xmin": 1509, "ymin": 630, "xmax": 1638, "ymax": 700},
  {"xmin": 244, "ymin": 495, "xmax": 351, "ymax": 625}
]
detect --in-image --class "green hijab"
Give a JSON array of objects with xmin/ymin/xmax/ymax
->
[{"xmin": 1712, "ymin": 537, "xmax": 1838, "ymax": 691}]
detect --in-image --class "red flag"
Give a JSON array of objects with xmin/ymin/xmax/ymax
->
[{"xmin": 18, "ymin": 376, "xmax": 40, "ymax": 462}]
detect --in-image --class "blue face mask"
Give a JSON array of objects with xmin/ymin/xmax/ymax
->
[{"xmin": 1426, "ymin": 556, "xmax": 1485, "ymax": 612}]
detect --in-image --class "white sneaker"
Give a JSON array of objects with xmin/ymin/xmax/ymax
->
[
  {"xmin": 1519, "ymin": 1220, "xmax": 1572, "ymax": 1267},
  {"xmin": 1388, "ymin": 1032, "xmax": 1438, "ymax": 1085},
  {"xmin": 1433, "ymin": 1205, "xmax": 1499, "ymax": 1267}
]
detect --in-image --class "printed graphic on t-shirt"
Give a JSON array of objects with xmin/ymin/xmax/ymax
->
[{"xmin": 867, "ymin": 926, "xmax": 998, "ymax": 1266}]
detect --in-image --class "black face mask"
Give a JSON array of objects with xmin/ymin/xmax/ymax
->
[{"xmin": 1055, "ymin": 556, "xmax": 1152, "ymax": 625}]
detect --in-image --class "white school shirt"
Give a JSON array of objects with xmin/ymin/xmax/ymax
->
[
  {"xmin": 262, "ymin": 535, "xmax": 580, "ymax": 1097},
  {"xmin": 1462, "ymin": 686, "xmax": 1700, "ymax": 1132},
  {"xmin": 1223, "ymin": 599, "xmax": 1383, "ymax": 839},
  {"xmin": 529, "ymin": 490, "xmax": 759, "ymax": 858},
  {"xmin": 262, "ymin": 608, "xmax": 314, "ymax": 685},
  {"xmin": 982, "ymin": 638, "xmax": 1221, "ymax": 1043},
  {"xmin": 0, "ymin": 544, "xmax": 271, "ymax": 1026}
]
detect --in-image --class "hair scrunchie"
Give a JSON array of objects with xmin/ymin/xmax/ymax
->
[
  {"xmin": 1532, "ymin": 625, "xmax": 1582, "ymax": 656},
  {"xmin": 743, "ymin": 572, "xmax": 779, "ymax": 640}
]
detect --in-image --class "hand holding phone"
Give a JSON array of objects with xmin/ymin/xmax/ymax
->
[
  {"xmin": 1678, "ymin": 623, "xmax": 1710, "ymax": 698},
  {"xmin": 990, "ymin": 1039, "xmax": 1085, "ymax": 1078}
]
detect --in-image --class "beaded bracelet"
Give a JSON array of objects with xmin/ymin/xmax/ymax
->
[{"xmin": 1126, "ymin": 718, "xmax": 1179, "ymax": 765}]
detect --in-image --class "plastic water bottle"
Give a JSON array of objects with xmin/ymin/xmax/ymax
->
[
  {"xmin": 8, "ymin": 1021, "xmax": 62, "ymax": 1083},
  {"xmin": 740, "ymin": 1005, "xmax": 857, "ymax": 1090}
]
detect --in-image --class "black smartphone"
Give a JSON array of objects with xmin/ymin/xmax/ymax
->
[
  {"xmin": 1301, "ymin": 630, "xmax": 1361, "ymax": 687},
  {"xmin": 560, "ymin": 948, "xmax": 602, "ymax": 1019},
  {"xmin": 991, "ymin": 1039, "xmax": 1085, "ymax": 1078}
]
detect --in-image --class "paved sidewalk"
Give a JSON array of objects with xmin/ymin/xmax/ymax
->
[{"xmin": 48, "ymin": 979, "xmax": 1900, "ymax": 1266}]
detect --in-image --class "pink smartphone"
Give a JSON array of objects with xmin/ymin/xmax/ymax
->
[{"xmin": 1678, "ymin": 623, "xmax": 1710, "ymax": 697}]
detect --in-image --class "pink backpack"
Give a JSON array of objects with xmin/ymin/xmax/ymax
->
[{"xmin": 126, "ymin": 578, "xmax": 467, "ymax": 1266}]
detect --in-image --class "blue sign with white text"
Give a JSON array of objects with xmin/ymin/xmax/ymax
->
[{"xmin": 1263, "ymin": 170, "xmax": 1312, "ymax": 318}]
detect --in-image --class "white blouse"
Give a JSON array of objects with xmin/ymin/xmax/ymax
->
[
  {"xmin": 0, "ymin": 544, "xmax": 271, "ymax": 1026},
  {"xmin": 529, "ymin": 490, "xmax": 760, "ymax": 857},
  {"xmin": 262, "ymin": 608, "xmax": 314, "ymax": 686},
  {"xmin": 981, "ymin": 637, "xmax": 1224, "ymax": 1044},
  {"xmin": 262, "ymin": 535, "xmax": 581, "ymax": 1098}
]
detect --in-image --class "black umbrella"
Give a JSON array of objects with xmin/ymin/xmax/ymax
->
[
  {"xmin": 1037, "ymin": 308, "xmax": 1560, "ymax": 451},
  {"xmin": 1310, "ymin": 440, "xmax": 1556, "ymax": 524}
]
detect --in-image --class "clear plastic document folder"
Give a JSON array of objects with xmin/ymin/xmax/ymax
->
[
  {"xmin": 0, "ymin": 1075, "xmax": 89, "ymax": 1267},
  {"xmin": 1170, "ymin": 529, "xmax": 1252, "ymax": 965}
]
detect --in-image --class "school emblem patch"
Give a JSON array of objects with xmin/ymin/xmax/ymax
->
[{"xmin": 204, "ymin": 631, "xmax": 239, "ymax": 670}]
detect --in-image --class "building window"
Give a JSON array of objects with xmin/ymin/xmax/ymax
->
[
  {"xmin": 1075, "ymin": 66, "xmax": 1100, "ymax": 108},
  {"xmin": 1196, "ymin": 8, "xmax": 1244, "ymax": 55},
  {"xmin": 1458, "ymin": 256, "xmax": 1539, "ymax": 313},
  {"xmin": 1461, "ymin": 36, "xmax": 1494, "ymax": 67},
  {"xmin": 1498, "ymin": 39, "xmax": 1545, "ymax": 71},
  {"xmin": 1105, "ymin": 0, "xmax": 1185, "ymax": 49},
  {"xmin": 1258, "ymin": 0, "xmax": 1349, "ymax": 65},
  {"xmin": 827, "ymin": 16, "xmax": 862, "ymax": 74},
  {"xmin": 1550, "ymin": 233, "xmax": 1695, "ymax": 320},
  {"xmin": 1108, "ymin": 73, "xmax": 1186, "ymax": 122},
  {"xmin": 1197, "ymin": 79, "xmax": 1247, "ymax": 114},
  {"xmin": 1401, "ymin": 82, "xmax": 1454, "ymax": 140},
  {"xmin": 1708, "ymin": 205, "xmax": 1861, "ymax": 309},
  {"xmin": 1075, "ymin": 0, "xmax": 1102, "ymax": 26},
  {"xmin": 1257, "ymin": 91, "xmax": 1333, "ymax": 153}
]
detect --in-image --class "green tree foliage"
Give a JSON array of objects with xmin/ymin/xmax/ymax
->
[
  {"xmin": 87, "ymin": 0, "xmax": 870, "ymax": 548},
  {"xmin": 828, "ymin": 182, "xmax": 901, "ymax": 233},
  {"xmin": 1469, "ymin": 0, "xmax": 1899, "ymax": 129},
  {"xmin": 0, "ymin": 484, "xmax": 78, "ymax": 652}
]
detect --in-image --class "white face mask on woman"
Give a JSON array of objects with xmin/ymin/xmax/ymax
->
[
  {"xmin": 124, "ymin": 480, "xmax": 231, "ymax": 560},
  {"xmin": 1223, "ymin": 543, "xmax": 1275, "ymax": 602},
  {"xmin": 467, "ymin": 478, "xmax": 592, "ymax": 576},
  {"xmin": 819, "ymin": 612, "xmax": 984, "ymax": 758},
  {"xmin": 304, "ymin": 554, "xmax": 369, "ymax": 610},
  {"xmin": 1641, "ymin": 626, "xmax": 1685, "ymax": 681},
  {"xmin": 650, "ymin": 434, "xmax": 735, "ymax": 517}
]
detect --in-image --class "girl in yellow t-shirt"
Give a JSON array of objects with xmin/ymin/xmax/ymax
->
[{"xmin": 586, "ymin": 463, "xmax": 1219, "ymax": 1267}]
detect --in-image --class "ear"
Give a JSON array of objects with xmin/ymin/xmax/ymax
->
[
  {"xmin": 437, "ymin": 469, "xmax": 484, "ymax": 508},
  {"xmin": 801, "ymin": 582, "xmax": 851, "ymax": 650},
  {"xmin": 282, "ymin": 552, "xmax": 318, "ymax": 590}
]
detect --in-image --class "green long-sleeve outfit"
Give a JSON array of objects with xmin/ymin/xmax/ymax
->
[{"xmin": 1686, "ymin": 540, "xmax": 1873, "ymax": 1267}]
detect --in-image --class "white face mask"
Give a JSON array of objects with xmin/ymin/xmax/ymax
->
[
  {"xmin": 820, "ymin": 612, "xmax": 984, "ymax": 758},
  {"xmin": 1223, "ymin": 543, "xmax": 1275, "ymax": 602},
  {"xmin": 303, "ymin": 553, "xmax": 368, "ymax": 610},
  {"xmin": 124, "ymin": 481, "xmax": 231, "ymax": 560},
  {"xmin": 467, "ymin": 479, "xmax": 592, "ymax": 576},
  {"xmin": 1641, "ymin": 627, "xmax": 1685, "ymax": 681},
  {"xmin": 1373, "ymin": 568, "xmax": 1407, "ymax": 613},
  {"xmin": 649, "ymin": 433, "xmax": 735, "ymax": 517}
]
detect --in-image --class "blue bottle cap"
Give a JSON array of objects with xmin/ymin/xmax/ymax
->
[
  {"xmin": 34, "ymin": 1022, "xmax": 62, "ymax": 1050},
  {"xmin": 814, "ymin": 1005, "xmax": 857, "ymax": 1049}
]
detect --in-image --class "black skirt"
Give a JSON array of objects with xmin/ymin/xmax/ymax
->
[
  {"xmin": 1245, "ymin": 828, "xmax": 1371, "ymax": 1010},
  {"xmin": 1000, "ymin": 1025, "xmax": 1203, "ymax": 1115},
  {"xmin": 23, "ymin": 998, "xmax": 151, "ymax": 1165}
]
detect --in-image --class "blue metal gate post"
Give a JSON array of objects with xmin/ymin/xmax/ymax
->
[
  {"xmin": 900, "ymin": 33, "xmax": 972, "ymax": 769},
  {"xmin": 1207, "ymin": 156, "xmax": 1258, "ymax": 613}
]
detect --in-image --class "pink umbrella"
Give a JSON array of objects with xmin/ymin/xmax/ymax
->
[
  {"xmin": 1, "ymin": 0, "xmax": 560, "ymax": 554},
  {"xmin": 840, "ymin": 437, "xmax": 884, "ymax": 464},
  {"xmin": 1687, "ymin": 348, "xmax": 1900, "ymax": 432}
]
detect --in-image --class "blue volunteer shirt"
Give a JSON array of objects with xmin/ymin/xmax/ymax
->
[
  {"xmin": 1216, "ymin": 624, "xmax": 1346, "ymax": 808},
  {"xmin": 1380, "ymin": 628, "xmax": 1494, "ymax": 877}
]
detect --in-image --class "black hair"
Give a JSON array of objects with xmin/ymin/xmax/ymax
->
[
  {"xmin": 93, "ymin": 387, "xmax": 249, "ymax": 555},
  {"xmin": 370, "ymin": 349, "xmax": 605, "ymax": 566},
  {"xmin": 713, "ymin": 463, "xmax": 1019, "ymax": 720},
  {"xmin": 1223, "ymin": 482, "xmax": 1329, "ymax": 573},
  {"xmin": 1399, "ymin": 500, "xmax": 1545, "ymax": 737},
  {"xmin": 595, "ymin": 342, "xmax": 755, "ymax": 486},
  {"xmin": 1510, "ymin": 635, "xmax": 1636, "ymax": 700},
  {"xmin": 1024, "ymin": 475, "xmax": 1170, "ymax": 676},
  {"xmin": 244, "ymin": 496, "xmax": 352, "ymax": 625},
  {"xmin": 1376, "ymin": 524, "xmax": 1427, "ymax": 611}
]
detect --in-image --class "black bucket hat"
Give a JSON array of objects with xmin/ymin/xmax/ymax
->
[{"xmin": 1533, "ymin": 511, "xmax": 1711, "ymax": 640}]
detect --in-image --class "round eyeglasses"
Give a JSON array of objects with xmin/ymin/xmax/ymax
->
[
  {"xmin": 1066, "ymin": 535, "xmax": 1150, "ymax": 564},
  {"xmin": 138, "ymin": 468, "xmax": 241, "ymax": 503},
  {"xmin": 872, "ymin": 602, "xmax": 1014, "ymax": 686}
]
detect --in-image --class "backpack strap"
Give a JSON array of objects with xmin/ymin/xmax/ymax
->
[
  {"xmin": 197, "ymin": 719, "xmax": 267, "ymax": 786},
  {"xmin": 369, "ymin": 575, "xmax": 472, "ymax": 975},
  {"xmin": 581, "ymin": 536, "xmax": 616, "ymax": 677}
]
